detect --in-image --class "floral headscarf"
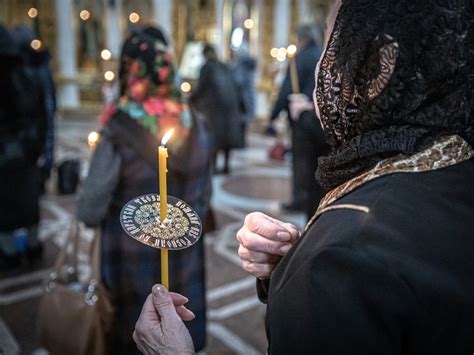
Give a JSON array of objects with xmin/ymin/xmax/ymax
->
[{"xmin": 101, "ymin": 27, "xmax": 191, "ymax": 148}]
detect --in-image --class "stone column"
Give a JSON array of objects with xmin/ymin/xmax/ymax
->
[
  {"xmin": 214, "ymin": 0, "xmax": 225, "ymax": 59},
  {"xmin": 54, "ymin": 0, "xmax": 80, "ymax": 109},
  {"xmin": 297, "ymin": 0, "xmax": 311, "ymax": 24},
  {"xmin": 273, "ymin": 0, "xmax": 291, "ymax": 47},
  {"xmin": 105, "ymin": 0, "xmax": 122, "ymax": 58},
  {"xmin": 152, "ymin": 0, "xmax": 172, "ymax": 38}
]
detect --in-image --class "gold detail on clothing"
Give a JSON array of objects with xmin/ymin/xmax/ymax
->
[
  {"xmin": 307, "ymin": 135, "xmax": 473, "ymax": 229},
  {"xmin": 316, "ymin": 204, "xmax": 370, "ymax": 218}
]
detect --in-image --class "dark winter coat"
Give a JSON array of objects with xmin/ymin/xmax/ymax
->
[
  {"xmin": 258, "ymin": 160, "xmax": 474, "ymax": 354},
  {"xmin": 77, "ymin": 110, "xmax": 212, "ymax": 354},
  {"xmin": 0, "ymin": 27, "xmax": 46, "ymax": 231},
  {"xmin": 11, "ymin": 26, "xmax": 56, "ymax": 177},
  {"xmin": 232, "ymin": 57, "xmax": 257, "ymax": 123},
  {"xmin": 189, "ymin": 59, "xmax": 242, "ymax": 150}
]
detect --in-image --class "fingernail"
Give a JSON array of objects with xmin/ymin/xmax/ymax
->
[
  {"xmin": 153, "ymin": 285, "xmax": 167, "ymax": 297},
  {"xmin": 289, "ymin": 224, "xmax": 298, "ymax": 231},
  {"xmin": 280, "ymin": 244, "xmax": 291, "ymax": 254},
  {"xmin": 276, "ymin": 231, "xmax": 290, "ymax": 241}
]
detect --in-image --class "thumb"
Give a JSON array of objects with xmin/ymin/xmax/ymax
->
[{"xmin": 152, "ymin": 285, "xmax": 180, "ymax": 322}]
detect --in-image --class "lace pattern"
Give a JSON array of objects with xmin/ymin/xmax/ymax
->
[{"xmin": 315, "ymin": 0, "xmax": 474, "ymax": 189}]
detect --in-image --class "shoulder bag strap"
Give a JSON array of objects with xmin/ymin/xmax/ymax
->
[
  {"xmin": 52, "ymin": 219, "xmax": 79, "ymax": 273},
  {"xmin": 89, "ymin": 228, "xmax": 102, "ymax": 281}
]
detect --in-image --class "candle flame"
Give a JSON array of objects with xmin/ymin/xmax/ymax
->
[
  {"xmin": 287, "ymin": 44, "xmax": 297, "ymax": 57},
  {"xmin": 88, "ymin": 131, "xmax": 100, "ymax": 144},
  {"xmin": 161, "ymin": 129, "xmax": 174, "ymax": 146}
]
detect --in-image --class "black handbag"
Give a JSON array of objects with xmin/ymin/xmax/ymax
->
[{"xmin": 57, "ymin": 159, "xmax": 80, "ymax": 194}]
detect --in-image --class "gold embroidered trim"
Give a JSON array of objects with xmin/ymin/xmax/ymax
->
[
  {"xmin": 314, "ymin": 204, "xmax": 370, "ymax": 219},
  {"xmin": 306, "ymin": 135, "xmax": 473, "ymax": 229}
]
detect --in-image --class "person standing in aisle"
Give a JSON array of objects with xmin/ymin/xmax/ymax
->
[
  {"xmin": 0, "ymin": 26, "xmax": 47, "ymax": 270},
  {"xmin": 267, "ymin": 25, "xmax": 324, "ymax": 212},
  {"xmin": 11, "ymin": 25, "xmax": 57, "ymax": 194},
  {"xmin": 189, "ymin": 44, "xmax": 242, "ymax": 174}
]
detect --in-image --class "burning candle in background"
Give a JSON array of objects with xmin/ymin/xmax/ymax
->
[
  {"xmin": 287, "ymin": 44, "xmax": 300, "ymax": 94},
  {"xmin": 87, "ymin": 131, "xmax": 100, "ymax": 150},
  {"xmin": 158, "ymin": 128, "xmax": 174, "ymax": 289}
]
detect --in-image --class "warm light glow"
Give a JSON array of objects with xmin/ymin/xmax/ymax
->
[
  {"xmin": 161, "ymin": 129, "xmax": 174, "ymax": 146},
  {"xmin": 287, "ymin": 44, "xmax": 297, "ymax": 56},
  {"xmin": 270, "ymin": 47, "xmax": 278, "ymax": 58},
  {"xmin": 231, "ymin": 27, "xmax": 244, "ymax": 49},
  {"xmin": 30, "ymin": 39, "xmax": 42, "ymax": 50},
  {"xmin": 104, "ymin": 70, "xmax": 115, "ymax": 81},
  {"xmin": 101, "ymin": 49, "xmax": 112, "ymax": 61},
  {"xmin": 79, "ymin": 10, "xmax": 90, "ymax": 21},
  {"xmin": 88, "ymin": 131, "xmax": 99, "ymax": 147},
  {"xmin": 129, "ymin": 12, "xmax": 140, "ymax": 23},
  {"xmin": 180, "ymin": 82, "xmax": 191, "ymax": 93},
  {"xmin": 276, "ymin": 47, "xmax": 287, "ymax": 62},
  {"xmin": 244, "ymin": 19, "xmax": 254, "ymax": 29},
  {"xmin": 28, "ymin": 8, "xmax": 38, "ymax": 18}
]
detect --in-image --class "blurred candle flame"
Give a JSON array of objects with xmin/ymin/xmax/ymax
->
[
  {"xmin": 287, "ymin": 44, "xmax": 297, "ymax": 57},
  {"xmin": 28, "ymin": 8, "xmax": 38, "ymax": 18},
  {"xmin": 88, "ymin": 131, "xmax": 100, "ymax": 149},
  {"xmin": 161, "ymin": 129, "xmax": 174, "ymax": 146}
]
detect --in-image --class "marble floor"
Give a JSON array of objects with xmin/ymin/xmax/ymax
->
[{"xmin": 0, "ymin": 116, "xmax": 306, "ymax": 355}]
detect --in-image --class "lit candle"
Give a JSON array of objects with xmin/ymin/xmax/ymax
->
[
  {"xmin": 88, "ymin": 131, "xmax": 99, "ymax": 150},
  {"xmin": 287, "ymin": 45, "xmax": 300, "ymax": 94},
  {"xmin": 158, "ymin": 129, "xmax": 174, "ymax": 289}
]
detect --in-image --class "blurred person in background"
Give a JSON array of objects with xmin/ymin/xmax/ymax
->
[
  {"xmin": 288, "ymin": 94, "xmax": 329, "ymax": 220},
  {"xmin": 0, "ymin": 25, "xmax": 47, "ymax": 270},
  {"xmin": 11, "ymin": 25, "xmax": 57, "ymax": 194},
  {"xmin": 78, "ymin": 26, "xmax": 211, "ymax": 354},
  {"xmin": 189, "ymin": 44, "xmax": 242, "ymax": 174},
  {"xmin": 267, "ymin": 24, "xmax": 324, "ymax": 212},
  {"xmin": 231, "ymin": 43, "xmax": 257, "ymax": 148}
]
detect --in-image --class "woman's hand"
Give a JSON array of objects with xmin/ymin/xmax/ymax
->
[
  {"xmin": 133, "ymin": 285, "xmax": 196, "ymax": 355},
  {"xmin": 236, "ymin": 212, "xmax": 300, "ymax": 279},
  {"xmin": 288, "ymin": 93, "xmax": 314, "ymax": 120}
]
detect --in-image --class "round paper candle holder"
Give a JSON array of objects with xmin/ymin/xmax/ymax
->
[{"xmin": 120, "ymin": 193, "xmax": 202, "ymax": 250}]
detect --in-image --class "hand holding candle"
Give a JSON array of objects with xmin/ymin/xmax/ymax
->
[
  {"xmin": 158, "ymin": 129, "xmax": 174, "ymax": 289},
  {"xmin": 120, "ymin": 128, "xmax": 203, "ymax": 291}
]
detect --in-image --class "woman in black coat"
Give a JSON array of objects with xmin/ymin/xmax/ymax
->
[
  {"xmin": 239, "ymin": 0, "xmax": 474, "ymax": 353},
  {"xmin": 189, "ymin": 45, "xmax": 242, "ymax": 174},
  {"xmin": 131, "ymin": 0, "xmax": 474, "ymax": 354}
]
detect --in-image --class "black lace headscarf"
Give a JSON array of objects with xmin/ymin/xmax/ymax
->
[{"xmin": 315, "ymin": 0, "xmax": 474, "ymax": 190}]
